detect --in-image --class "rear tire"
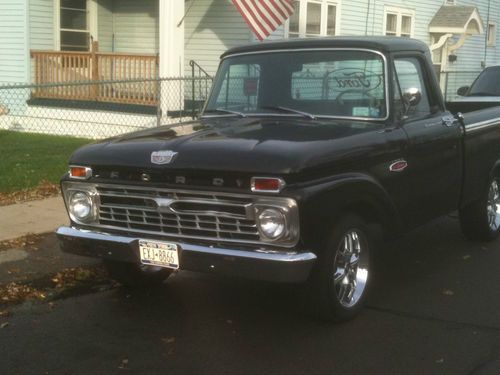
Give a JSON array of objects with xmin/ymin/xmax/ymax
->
[
  {"xmin": 104, "ymin": 260, "xmax": 172, "ymax": 287},
  {"xmin": 306, "ymin": 214, "xmax": 373, "ymax": 322},
  {"xmin": 459, "ymin": 176, "xmax": 500, "ymax": 241}
]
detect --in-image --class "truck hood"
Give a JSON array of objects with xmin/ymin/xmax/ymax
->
[{"xmin": 70, "ymin": 117, "xmax": 385, "ymax": 175}]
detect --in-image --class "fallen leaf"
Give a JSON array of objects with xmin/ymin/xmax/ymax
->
[
  {"xmin": 162, "ymin": 337, "xmax": 175, "ymax": 344},
  {"xmin": 0, "ymin": 322, "xmax": 9, "ymax": 329},
  {"xmin": 0, "ymin": 181, "xmax": 60, "ymax": 207},
  {"xmin": 435, "ymin": 358, "xmax": 444, "ymax": 364},
  {"xmin": 118, "ymin": 358, "xmax": 129, "ymax": 370},
  {"xmin": 442, "ymin": 289, "xmax": 454, "ymax": 296},
  {"xmin": 462, "ymin": 255, "xmax": 471, "ymax": 260}
]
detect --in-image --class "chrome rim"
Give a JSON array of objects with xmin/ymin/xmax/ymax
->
[
  {"xmin": 487, "ymin": 179, "xmax": 500, "ymax": 231},
  {"xmin": 333, "ymin": 229, "xmax": 369, "ymax": 308}
]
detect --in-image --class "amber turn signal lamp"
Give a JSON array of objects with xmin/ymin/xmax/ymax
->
[
  {"xmin": 251, "ymin": 177, "xmax": 286, "ymax": 193},
  {"xmin": 69, "ymin": 166, "xmax": 92, "ymax": 179}
]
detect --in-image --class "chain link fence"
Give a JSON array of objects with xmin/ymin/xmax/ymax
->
[
  {"xmin": 0, "ymin": 77, "xmax": 212, "ymax": 139},
  {"xmin": 0, "ymin": 70, "xmax": 488, "ymax": 139}
]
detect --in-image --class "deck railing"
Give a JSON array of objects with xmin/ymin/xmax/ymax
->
[{"xmin": 30, "ymin": 47, "xmax": 159, "ymax": 106}]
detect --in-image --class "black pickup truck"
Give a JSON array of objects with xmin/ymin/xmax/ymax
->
[{"xmin": 57, "ymin": 37, "xmax": 500, "ymax": 321}]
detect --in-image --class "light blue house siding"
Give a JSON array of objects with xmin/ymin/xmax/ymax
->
[
  {"xmin": 96, "ymin": 0, "xmax": 158, "ymax": 54},
  {"xmin": 30, "ymin": 0, "xmax": 54, "ymax": 51},
  {"xmin": 0, "ymin": 1, "xmax": 29, "ymax": 84},
  {"xmin": 29, "ymin": 0, "xmax": 55, "ymax": 83},
  {"xmin": 97, "ymin": 0, "xmax": 114, "ymax": 52},
  {"xmin": 184, "ymin": 0, "xmax": 253, "ymax": 76}
]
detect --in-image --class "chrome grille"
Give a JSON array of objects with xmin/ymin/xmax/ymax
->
[{"xmin": 95, "ymin": 186, "xmax": 260, "ymax": 242}]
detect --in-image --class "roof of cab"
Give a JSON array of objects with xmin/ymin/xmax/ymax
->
[{"xmin": 221, "ymin": 36, "xmax": 430, "ymax": 58}]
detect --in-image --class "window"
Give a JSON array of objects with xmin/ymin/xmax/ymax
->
[
  {"xmin": 487, "ymin": 22, "xmax": 496, "ymax": 47},
  {"xmin": 444, "ymin": 0, "xmax": 456, "ymax": 5},
  {"xmin": 212, "ymin": 64, "xmax": 261, "ymax": 112},
  {"xmin": 60, "ymin": 0, "xmax": 90, "ymax": 51},
  {"xmin": 287, "ymin": 0, "xmax": 339, "ymax": 38},
  {"xmin": 393, "ymin": 57, "xmax": 431, "ymax": 119},
  {"xmin": 206, "ymin": 50, "xmax": 387, "ymax": 120},
  {"xmin": 384, "ymin": 7, "xmax": 414, "ymax": 37}
]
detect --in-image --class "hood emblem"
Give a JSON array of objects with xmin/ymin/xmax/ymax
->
[{"xmin": 151, "ymin": 150, "xmax": 178, "ymax": 165}]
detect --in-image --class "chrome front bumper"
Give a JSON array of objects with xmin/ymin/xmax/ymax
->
[{"xmin": 56, "ymin": 226, "xmax": 317, "ymax": 283}]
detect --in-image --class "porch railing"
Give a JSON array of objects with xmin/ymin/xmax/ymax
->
[{"xmin": 30, "ymin": 48, "xmax": 159, "ymax": 106}]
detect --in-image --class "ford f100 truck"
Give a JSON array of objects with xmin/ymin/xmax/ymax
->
[{"xmin": 57, "ymin": 37, "xmax": 500, "ymax": 321}]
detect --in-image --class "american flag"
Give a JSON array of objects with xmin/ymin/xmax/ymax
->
[{"xmin": 232, "ymin": 0, "xmax": 295, "ymax": 41}]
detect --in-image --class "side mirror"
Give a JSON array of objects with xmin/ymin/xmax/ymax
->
[
  {"xmin": 456, "ymin": 86, "xmax": 469, "ymax": 96},
  {"xmin": 403, "ymin": 87, "xmax": 421, "ymax": 107}
]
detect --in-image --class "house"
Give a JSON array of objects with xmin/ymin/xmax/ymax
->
[{"xmin": 0, "ymin": 0, "xmax": 498, "ymax": 138}]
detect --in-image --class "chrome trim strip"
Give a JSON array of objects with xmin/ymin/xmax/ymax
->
[
  {"xmin": 56, "ymin": 226, "xmax": 317, "ymax": 263},
  {"xmin": 206, "ymin": 48, "xmax": 390, "ymax": 122},
  {"xmin": 91, "ymin": 183, "xmax": 259, "ymax": 200},
  {"xmin": 465, "ymin": 117, "xmax": 500, "ymax": 133}
]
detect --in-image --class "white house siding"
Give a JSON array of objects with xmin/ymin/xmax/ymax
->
[
  {"xmin": 0, "ymin": 1, "xmax": 28, "ymax": 84},
  {"xmin": 112, "ymin": 0, "xmax": 159, "ymax": 54},
  {"xmin": 97, "ymin": 0, "xmax": 114, "ymax": 52},
  {"xmin": 184, "ymin": 0, "xmax": 252, "ymax": 76}
]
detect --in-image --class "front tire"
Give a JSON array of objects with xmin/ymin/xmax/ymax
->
[
  {"xmin": 459, "ymin": 176, "xmax": 500, "ymax": 241},
  {"xmin": 104, "ymin": 260, "xmax": 173, "ymax": 287},
  {"xmin": 307, "ymin": 214, "xmax": 373, "ymax": 322}
]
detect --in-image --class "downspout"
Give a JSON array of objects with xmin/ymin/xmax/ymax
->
[
  {"xmin": 483, "ymin": 0, "xmax": 491, "ymax": 67},
  {"xmin": 25, "ymin": 0, "xmax": 30, "ymax": 83},
  {"xmin": 365, "ymin": 0, "xmax": 371, "ymax": 36}
]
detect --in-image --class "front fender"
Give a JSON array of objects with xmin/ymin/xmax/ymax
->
[{"xmin": 295, "ymin": 173, "xmax": 401, "ymax": 248}]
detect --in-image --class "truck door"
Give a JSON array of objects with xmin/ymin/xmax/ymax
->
[{"xmin": 394, "ymin": 56, "xmax": 462, "ymax": 227}]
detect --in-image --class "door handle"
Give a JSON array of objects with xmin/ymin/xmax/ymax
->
[{"xmin": 442, "ymin": 115, "xmax": 458, "ymax": 127}]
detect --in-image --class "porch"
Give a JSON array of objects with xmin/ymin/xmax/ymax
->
[
  {"xmin": 29, "ymin": 0, "xmax": 177, "ymax": 107},
  {"xmin": 31, "ymin": 43, "xmax": 160, "ymax": 106}
]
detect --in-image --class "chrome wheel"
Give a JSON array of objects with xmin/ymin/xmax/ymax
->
[
  {"xmin": 487, "ymin": 180, "xmax": 500, "ymax": 231},
  {"xmin": 333, "ymin": 229, "xmax": 369, "ymax": 308}
]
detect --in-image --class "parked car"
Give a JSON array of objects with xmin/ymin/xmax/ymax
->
[
  {"xmin": 457, "ymin": 66, "xmax": 500, "ymax": 97},
  {"xmin": 57, "ymin": 37, "xmax": 500, "ymax": 321},
  {"xmin": 454, "ymin": 66, "xmax": 500, "ymax": 112}
]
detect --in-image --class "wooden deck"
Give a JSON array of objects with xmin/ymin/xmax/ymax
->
[{"xmin": 31, "ymin": 45, "xmax": 159, "ymax": 106}]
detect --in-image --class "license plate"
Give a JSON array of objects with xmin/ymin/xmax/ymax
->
[{"xmin": 139, "ymin": 240, "xmax": 179, "ymax": 269}]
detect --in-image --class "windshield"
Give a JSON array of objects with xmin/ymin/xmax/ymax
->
[
  {"xmin": 204, "ymin": 50, "xmax": 387, "ymax": 120},
  {"xmin": 469, "ymin": 67, "xmax": 500, "ymax": 96}
]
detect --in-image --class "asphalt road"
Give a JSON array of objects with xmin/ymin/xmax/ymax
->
[{"xmin": 1, "ymin": 215, "xmax": 499, "ymax": 375}]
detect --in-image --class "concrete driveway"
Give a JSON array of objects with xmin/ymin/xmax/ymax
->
[{"xmin": 0, "ymin": 215, "xmax": 499, "ymax": 375}]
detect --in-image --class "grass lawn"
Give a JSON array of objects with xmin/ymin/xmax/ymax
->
[{"xmin": 0, "ymin": 130, "xmax": 91, "ymax": 193}]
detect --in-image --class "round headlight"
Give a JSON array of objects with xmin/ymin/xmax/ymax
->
[
  {"xmin": 258, "ymin": 208, "xmax": 286, "ymax": 240},
  {"xmin": 69, "ymin": 191, "xmax": 93, "ymax": 221}
]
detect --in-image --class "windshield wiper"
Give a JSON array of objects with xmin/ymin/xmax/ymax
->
[
  {"xmin": 260, "ymin": 106, "xmax": 316, "ymax": 120},
  {"xmin": 203, "ymin": 108, "xmax": 247, "ymax": 117}
]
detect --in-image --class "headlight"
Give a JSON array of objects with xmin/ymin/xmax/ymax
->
[
  {"xmin": 68, "ymin": 191, "xmax": 93, "ymax": 222},
  {"xmin": 257, "ymin": 208, "xmax": 286, "ymax": 240}
]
